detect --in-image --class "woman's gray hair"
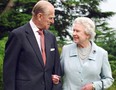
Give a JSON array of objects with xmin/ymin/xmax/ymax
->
[{"xmin": 73, "ymin": 17, "xmax": 96, "ymax": 41}]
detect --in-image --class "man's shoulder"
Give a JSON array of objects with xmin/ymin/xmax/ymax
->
[
  {"xmin": 9, "ymin": 23, "xmax": 30, "ymax": 38},
  {"xmin": 13, "ymin": 23, "xmax": 30, "ymax": 32},
  {"xmin": 45, "ymin": 30, "xmax": 54, "ymax": 35}
]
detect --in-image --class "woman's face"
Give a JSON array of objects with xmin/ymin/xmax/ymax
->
[{"xmin": 73, "ymin": 23, "xmax": 90, "ymax": 45}]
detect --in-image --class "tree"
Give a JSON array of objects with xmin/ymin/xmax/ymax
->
[
  {"xmin": 0, "ymin": 0, "xmax": 115, "ymax": 39},
  {"xmin": 0, "ymin": 0, "xmax": 36, "ymax": 38},
  {"xmin": 0, "ymin": 0, "xmax": 116, "ymax": 89},
  {"xmin": 48, "ymin": 0, "xmax": 115, "ymax": 40}
]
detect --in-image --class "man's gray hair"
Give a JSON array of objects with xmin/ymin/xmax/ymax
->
[{"xmin": 32, "ymin": 1, "xmax": 53, "ymax": 16}]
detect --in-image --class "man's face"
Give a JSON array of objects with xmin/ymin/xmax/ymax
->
[
  {"xmin": 37, "ymin": 8, "xmax": 55, "ymax": 30},
  {"xmin": 42, "ymin": 13, "xmax": 55, "ymax": 30}
]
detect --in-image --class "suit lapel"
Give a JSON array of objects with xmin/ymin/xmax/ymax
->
[{"xmin": 25, "ymin": 23, "xmax": 44, "ymax": 67}]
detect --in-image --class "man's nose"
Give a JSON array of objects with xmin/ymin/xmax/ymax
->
[{"xmin": 51, "ymin": 19, "xmax": 54, "ymax": 24}]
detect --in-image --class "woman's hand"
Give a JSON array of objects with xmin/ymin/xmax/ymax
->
[
  {"xmin": 81, "ymin": 83, "xmax": 94, "ymax": 90},
  {"xmin": 52, "ymin": 75, "xmax": 61, "ymax": 84}
]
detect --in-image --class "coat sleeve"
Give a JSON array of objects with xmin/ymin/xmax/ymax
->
[
  {"xmin": 93, "ymin": 51, "xmax": 114, "ymax": 90},
  {"xmin": 3, "ymin": 31, "xmax": 21, "ymax": 90}
]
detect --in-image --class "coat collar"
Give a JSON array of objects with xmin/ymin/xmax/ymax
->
[
  {"xmin": 69, "ymin": 43, "xmax": 78, "ymax": 57},
  {"xmin": 69, "ymin": 41, "xmax": 98, "ymax": 61},
  {"xmin": 88, "ymin": 41, "xmax": 97, "ymax": 61}
]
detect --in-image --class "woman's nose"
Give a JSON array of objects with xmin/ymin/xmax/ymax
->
[{"xmin": 73, "ymin": 31, "xmax": 76, "ymax": 35}]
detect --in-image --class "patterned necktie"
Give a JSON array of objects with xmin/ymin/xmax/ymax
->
[{"xmin": 38, "ymin": 30, "xmax": 46, "ymax": 65}]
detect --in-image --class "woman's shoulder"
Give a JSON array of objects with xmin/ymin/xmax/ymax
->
[
  {"xmin": 92, "ymin": 41, "xmax": 107, "ymax": 54},
  {"xmin": 63, "ymin": 43, "xmax": 76, "ymax": 49},
  {"xmin": 97, "ymin": 46, "xmax": 107, "ymax": 54}
]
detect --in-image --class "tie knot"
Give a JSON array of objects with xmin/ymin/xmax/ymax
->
[{"xmin": 38, "ymin": 30, "xmax": 44, "ymax": 35}]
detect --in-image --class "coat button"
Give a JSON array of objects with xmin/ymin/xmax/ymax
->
[{"xmin": 81, "ymin": 80, "xmax": 83, "ymax": 82}]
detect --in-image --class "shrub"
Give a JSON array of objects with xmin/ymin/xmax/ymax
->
[{"xmin": 0, "ymin": 36, "xmax": 8, "ymax": 90}]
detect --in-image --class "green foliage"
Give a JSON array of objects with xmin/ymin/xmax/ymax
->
[
  {"xmin": 0, "ymin": 0, "xmax": 115, "ymax": 40},
  {"xmin": 0, "ymin": 36, "xmax": 7, "ymax": 90},
  {"xmin": 109, "ymin": 54, "xmax": 116, "ymax": 90},
  {"xmin": 0, "ymin": 0, "xmax": 116, "ymax": 89},
  {"xmin": 0, "ymin": 37, "xmax": 7, "ymax": 63},
  {"xmin": 108, "ymin": 84, "xmax": 116, "ymax": 90},
  {"xmin": 0, "ymin": 0, "xmax": 38, "ymax": 36},
  {"xmin": 49, "ymin": 0, "xmax": 115, "ymax": 40},
  {"xmin": 0, "ymin": 10, "xmax": 31, "ymax": 31}
]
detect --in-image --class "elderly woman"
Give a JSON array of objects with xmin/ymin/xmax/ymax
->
[{"xmin": 60, "ymin": 17, "xmax": 114, "ymax": 90}]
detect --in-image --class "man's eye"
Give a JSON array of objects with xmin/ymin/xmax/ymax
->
[{"xmin": 49, "ymin": 17, "xmax": 54, "ymax": 20}]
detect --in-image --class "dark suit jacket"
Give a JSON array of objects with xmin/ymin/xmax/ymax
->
[{"xmin": 3, "ymin": 23, "xmax": 62, "ymax": 90}]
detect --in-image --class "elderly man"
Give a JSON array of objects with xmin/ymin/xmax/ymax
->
[{"xmin": 3, "ymin": 1, "xmax": 62, "ymax": 90}]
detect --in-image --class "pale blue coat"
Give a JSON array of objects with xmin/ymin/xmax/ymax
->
[{"xmin": 60, "ymin": 41, "xmax": 114, "ymax": 90}]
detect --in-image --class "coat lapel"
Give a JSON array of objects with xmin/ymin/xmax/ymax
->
[
  {"xmin": 88, "ymin": 41, "xmax": 97, "ymax": 61},
  {"xmin": 25, "ymin": 23, "xmax": 44, "ymax": 67},
  {"xmin": 69, "ymin": 42, "xmax": 97, "ymax": 61},
  {"xmin": 69, "ymin": 43, "xmax": 78, "ymax": 57}
]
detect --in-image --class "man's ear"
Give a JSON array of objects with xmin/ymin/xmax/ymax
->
[{"xmin": 37, "ymin": 13, "xmax": 43, "ymax": 21}]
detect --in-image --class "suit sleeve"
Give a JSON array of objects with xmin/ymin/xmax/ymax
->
[
  {"xmin": 52, "ymin": 36, "xmax": 62, "ymax": 90},
  {"xmin": 60, "ymin": 45, "xmax": 65, "ymax": 76},
  {"xmin": 3, "ymin": 31, "xmax": 21, "ymax": 90}
]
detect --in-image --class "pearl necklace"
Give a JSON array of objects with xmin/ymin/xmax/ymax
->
[{"xmin": 77, "ymin": 43, "xmax": 92, "ymax": 60}]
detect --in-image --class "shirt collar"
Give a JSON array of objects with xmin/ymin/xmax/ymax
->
[{"xmin": 29, "ymin": 19, "xmax": 40, "ymax": 32}]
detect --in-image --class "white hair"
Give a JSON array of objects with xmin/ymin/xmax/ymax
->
[{"xmin": 73, "ymin": 17, "xmax": 96, "ymax": 41}]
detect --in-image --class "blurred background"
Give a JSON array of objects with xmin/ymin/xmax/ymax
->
[
  {"xmin": 0, "ymin": 0, "xmax": 116, "ymax": 90},
  {"xmin": 100, "ymin": 0, "xmax": 116, "ymax": 29}
]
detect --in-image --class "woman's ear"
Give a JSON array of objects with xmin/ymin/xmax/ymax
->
[{"xmin": 87, "ymin": 34, "xmax": 91, "ymax": 40}]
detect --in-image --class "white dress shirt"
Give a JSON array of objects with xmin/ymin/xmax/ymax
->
[{"xmin": 29, "ymin": 19, "xmax": 42, "ymax": 52}]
